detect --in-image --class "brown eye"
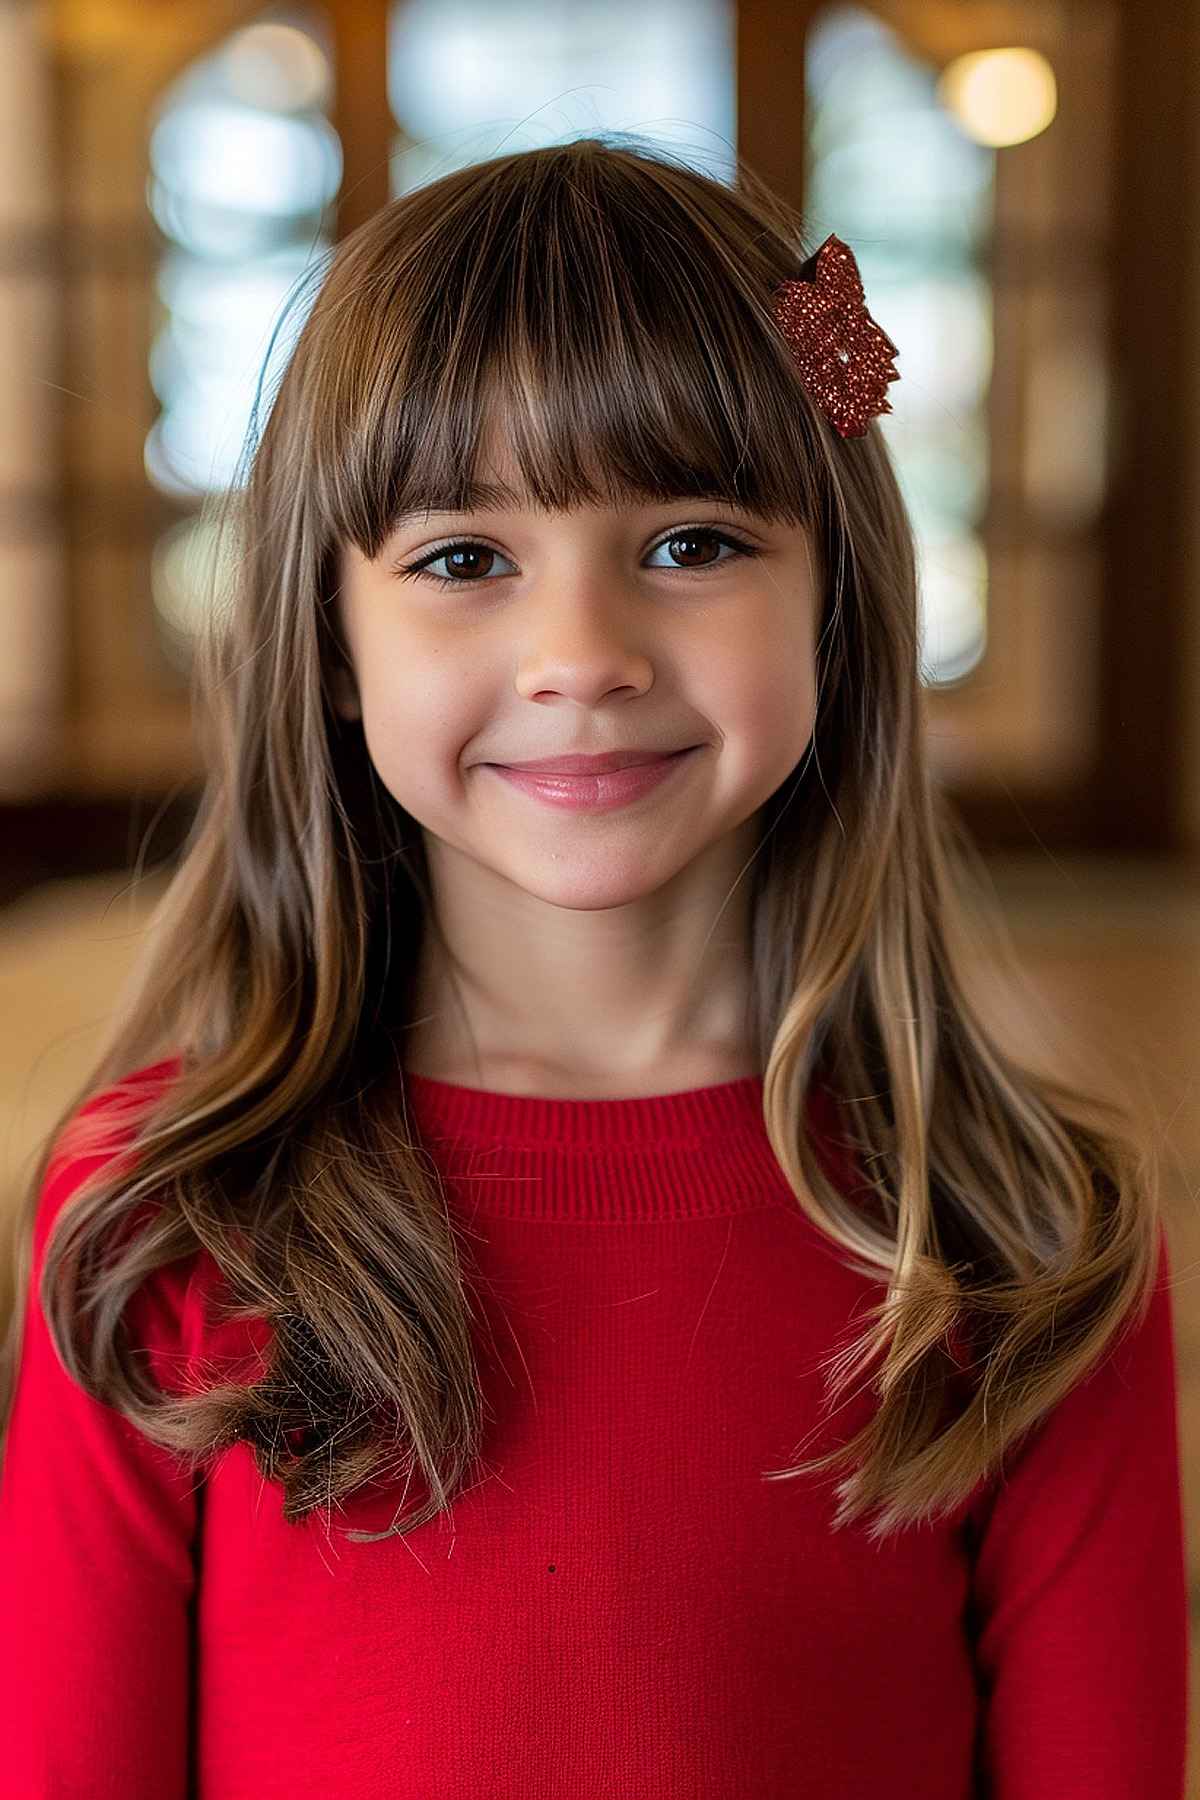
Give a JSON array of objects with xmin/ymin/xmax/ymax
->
[
  {"xmin": 646, "ymin": 527, "xmax": 758, "ymax": 575},
  {"xmin": 396, "ymin": 525, "xmax": 758, "ymax": 592},
  {"xmin": 437, "ymin": 545, "xmax": 499, "ymax": 580},
  {"xmin": 664, "ymin": 531, "xmax": 722, "ymax": 569},
  {"xmin": 397, "ymin": 540, "xmax": 517, "ymax": 587}
]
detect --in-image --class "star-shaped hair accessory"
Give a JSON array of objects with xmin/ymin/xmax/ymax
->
[{"xmin": 772, "ymin": 234, "xmax": 900, "ymax": 438}]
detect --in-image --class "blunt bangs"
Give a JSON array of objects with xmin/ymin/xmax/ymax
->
[{"xmin": 306, "ymin": 140, "xmax": 825, "ymax": 562}]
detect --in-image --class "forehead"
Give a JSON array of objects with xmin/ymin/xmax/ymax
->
[
  {"xmin": 385, "ymin": 427, "xmax": 694, "ymax": 536},
  {"xmin": 414, "ymin": 416, "xmax": 632, "ymax": 519}
]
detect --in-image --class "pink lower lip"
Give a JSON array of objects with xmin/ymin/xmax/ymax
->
[{"xmin": 486, "ymin": 748, "xmax": 699, "ymax": 811}]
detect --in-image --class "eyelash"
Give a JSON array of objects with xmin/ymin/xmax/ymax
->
[{"xmin": 392, "ymin": 525, "xmax": 761, "ymax": 591}]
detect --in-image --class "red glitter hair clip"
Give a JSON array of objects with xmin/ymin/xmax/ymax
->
[{"xmin": 772, "ymin": 234, "xmax": 900, "ymax": 438}]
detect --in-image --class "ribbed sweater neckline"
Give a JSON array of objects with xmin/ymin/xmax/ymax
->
[{"xmin": 400, "ymin": 1068, "xmax": 833, "ymax": 1223}]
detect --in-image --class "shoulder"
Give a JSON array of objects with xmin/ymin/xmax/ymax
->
[
  {"xmin": 42, "ymin": 1055, "xmax": 183, "ymax": 1173},
  {"xmin": 36, "ymin": 1056, "xmax": 184, "ymax": 1258},
  {"xmin": 34, "ymin": 1054, "xmax": 267, "ymax": 1397},
  {"xmin": 805, "ymin": 1079, "xmax": 864, "ymax": 1195}
]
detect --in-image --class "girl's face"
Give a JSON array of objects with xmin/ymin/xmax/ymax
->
[{"xmin": 330, "ymin": 441, "xmax": 820, "ymax": 920}]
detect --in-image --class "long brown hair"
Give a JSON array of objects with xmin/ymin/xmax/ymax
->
[{"xmin": 0, "ymin": 135, "xmax": 1164, "ymax": 1545}]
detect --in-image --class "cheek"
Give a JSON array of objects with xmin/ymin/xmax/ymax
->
[
  {"xmin": 355, "ymin": 647, "xmax": 485, "ymax": 792},
  {"xmin": 710, "ymin": 630, "xmax": 817, "ymax": 771}
]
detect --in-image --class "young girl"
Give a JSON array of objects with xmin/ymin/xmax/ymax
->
[{"xmin": 0, "ymin": 135, "xmax": 1187, "ymax": 1799}]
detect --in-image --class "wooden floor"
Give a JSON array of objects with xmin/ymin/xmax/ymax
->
[{"xmin": 2, "ymin": 853, "xmax": 1200, "ymax": 1786}]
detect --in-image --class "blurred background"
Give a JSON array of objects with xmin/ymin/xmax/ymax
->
[{"xmin": 2, "ymin": 0, "xmax": 1199, "ymax": 1778}]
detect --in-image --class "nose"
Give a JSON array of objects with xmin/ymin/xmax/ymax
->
[{"xmin": 511, "ymin": 577, "xmax": 657, "ymax": 706}]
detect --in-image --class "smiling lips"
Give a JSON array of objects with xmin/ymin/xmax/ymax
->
[
  {"xmin": 485, "ymin": 747, "xmax": 699, "ymax": 812},
  {"xmin": 492, "ymin": 747, "xmax": 697, "ymax": 774}
]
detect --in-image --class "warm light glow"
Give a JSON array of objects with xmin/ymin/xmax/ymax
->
[
  {"xmin": 151, "ymin": 513, "xmax": 240, "ymax": 660},
  {"xmin": 917, "ymin": 532, "xmax": 988, "ymax": 685},
  {"xmin": 938, "ymin": 47, "xmax": 1056, "ymax": 149},
  {"xmin": 222, "ymin": 23, "xmax": 330, "ymax": 115}
]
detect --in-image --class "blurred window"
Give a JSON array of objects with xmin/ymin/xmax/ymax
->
[
  {"xmin": 387, "ymin": 0, "xmax": 735, "ymax": 192},
  {"xmin": 145, "ymin": 12, "xmax": 338, "ymax": 668},
  {"xmin": 805, "ymin": 3, "xmax": 996, "ymax": 690}
]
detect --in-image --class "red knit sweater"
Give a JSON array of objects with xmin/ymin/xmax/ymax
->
[{"xmin": 0, "ymin": 1057, "xmax": 1188, "ymax": 1798}]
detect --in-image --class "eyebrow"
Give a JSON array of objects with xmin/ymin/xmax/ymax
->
[
  {"xmin": 391, "ymin": 480, "xmax": 526, "ymax": 526},
  {"xmin": 388, "ymin": 482, "xmax": 755, "ymax": 532}
]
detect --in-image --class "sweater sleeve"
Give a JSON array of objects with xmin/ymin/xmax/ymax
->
[
  {"xmin": 0, "ymin": 1079, "xmax": 200, "ymax": 1800},
  {"xmin": 965, "ymin": 1220, "xmax": 1189, "ymax": 1798}
]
